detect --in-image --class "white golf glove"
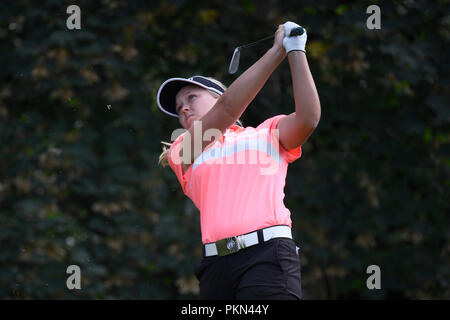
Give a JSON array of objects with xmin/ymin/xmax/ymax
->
[{"xmin": 283, "ymin": 21, "xmax": 307, "ymax": 54}]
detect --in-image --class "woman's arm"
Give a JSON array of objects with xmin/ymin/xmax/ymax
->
[
  {"xmin": 180, "ymin": 26, "xmax": 286, "ymax": 173},
  {"xmin": 277, "ymin": 50, "xmax": 321, "ymax": 150},
  {"xmin": 219, "ymin": 26, "xmax": 286, "ymax": 121}
]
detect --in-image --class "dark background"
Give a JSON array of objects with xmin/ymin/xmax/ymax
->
[{"xmin": 0, "ymin": 0, "xmax": 448, "ymax": 299}]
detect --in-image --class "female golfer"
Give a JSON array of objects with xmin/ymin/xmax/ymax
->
[{"xmin": 157, "ymin": 21, "xmax": 320, "ymax": 299}]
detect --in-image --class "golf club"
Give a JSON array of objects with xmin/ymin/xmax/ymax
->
[{"xmin": 228, "ymin": 26, "xmax": 305, "ymax": 74}]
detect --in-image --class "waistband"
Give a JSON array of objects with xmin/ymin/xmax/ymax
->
[{"xmin": 204, "ymin": 225, "xmax": 292, "ymax": 257}]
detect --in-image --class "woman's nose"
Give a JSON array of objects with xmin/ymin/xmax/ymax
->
[{"xmin": 181, "ymin": 105, "xmax": 190, "ymax": 114}]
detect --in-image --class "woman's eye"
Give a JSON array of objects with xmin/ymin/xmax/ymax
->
[{"xmin": 188, "ymin": 94, "xmax": 196, "ymax": 100}]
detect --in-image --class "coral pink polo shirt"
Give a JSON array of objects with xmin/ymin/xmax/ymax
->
[{"xmin": 168, "ymin": 114, "xmax": 302, "ymax": 244}]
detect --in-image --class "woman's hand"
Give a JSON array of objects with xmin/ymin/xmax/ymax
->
[
  {"xmin": 272, "ymin": 25, "xmax": 287, "ymax": 58},
  {"xmin": 283, "ymin": 21, "xmax": 307, "ymax": 53}
]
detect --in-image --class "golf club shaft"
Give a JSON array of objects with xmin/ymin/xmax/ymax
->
[
  {"xmin": 239, "ymin": 35, "xmax": 274, "ymax": 50},
  {"xmin": 238, "ymin": 27, "xmax": 304, "ymax": 50},
  {"xmin": 229, "ymin": 26, "xmax": 305, "ymax": 74}
]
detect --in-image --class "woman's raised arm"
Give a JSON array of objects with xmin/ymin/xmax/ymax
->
[
  {"xmin": 219, "ymin": 25, "xmax": 286, "ymax": 121},
  {"xmin": 180, "ymin": 26, "xmax": 286, "ymax": 173},
  {"xmin": 277, "ymin": 22, "xmax": 321, "ymax": 150}
]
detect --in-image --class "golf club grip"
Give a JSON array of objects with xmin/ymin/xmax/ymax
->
[{"xmin": 289, "ymin": 27, "xmax": 304, "ymax": 36}]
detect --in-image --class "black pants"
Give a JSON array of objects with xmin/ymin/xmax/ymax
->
[{"xmin": 195, "ymin": 238, "xmax": 302, "ymax": 300}]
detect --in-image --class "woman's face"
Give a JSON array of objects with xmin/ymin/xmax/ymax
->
[{"xmin": 175, "ymin": 85, "xmax": 218, "ymax": 129}]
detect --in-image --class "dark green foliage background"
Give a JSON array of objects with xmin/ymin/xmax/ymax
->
[{"xmin": 0, "ymin": 0, "xmax": 448, "ymax": 299}]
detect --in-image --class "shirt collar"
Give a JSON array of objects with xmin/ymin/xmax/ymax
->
[
  {"xmin": 222, "ymin": 124, "xmax": 243, "ymax": 143},
  {"xmin": 227, "ymin": 124, "xmax": 243, "ymax": 132}
]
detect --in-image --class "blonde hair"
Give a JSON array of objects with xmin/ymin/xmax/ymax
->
[{"xmin": 158, "ymin": 77, "xmax": 243, "ymax": 167}]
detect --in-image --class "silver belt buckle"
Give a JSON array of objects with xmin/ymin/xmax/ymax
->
[{"xmin": 216, "ymin": 236, "xmax": 245, "ymax": 256}]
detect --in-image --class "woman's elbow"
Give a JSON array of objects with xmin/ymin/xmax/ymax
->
[
  {"xmin": 306, "ymin": 101, "xmax": 321, "ymax": 128},
  {"xmin": 313, "ymin": 104, "xmax": 321, "ymax": 126}
]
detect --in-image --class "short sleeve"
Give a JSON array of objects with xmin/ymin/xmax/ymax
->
[
  {"xmin": 167, "ymin": 132, "xmax": 191, "ymax": 194},
  {"xmin": 257, "ymin": 115, "xmax": 302, "ymax": 163}
]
